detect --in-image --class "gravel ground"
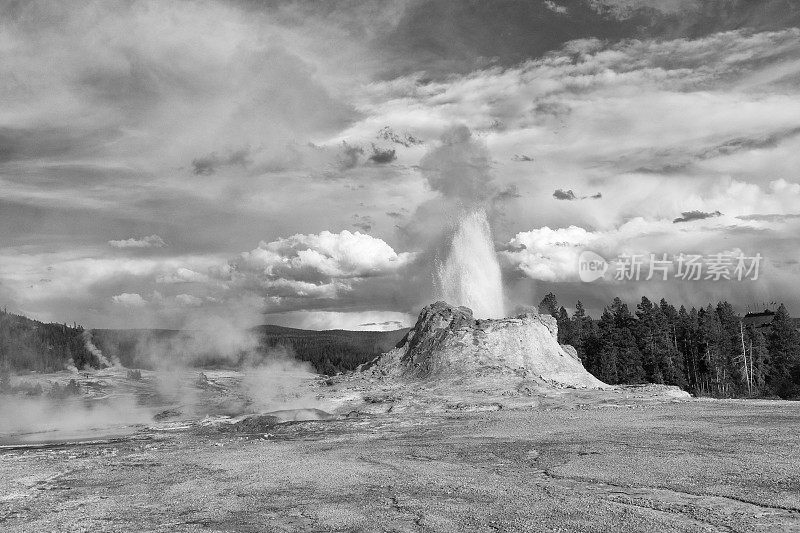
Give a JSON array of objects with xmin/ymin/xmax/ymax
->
[{"xmin": 2, "ymin": 399, "xmax": 800, "ymax": 532}]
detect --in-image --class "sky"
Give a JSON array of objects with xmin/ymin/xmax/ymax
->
[{"xmin": 2, "ymin": 0, "xmax": 800, "ymax": 330}]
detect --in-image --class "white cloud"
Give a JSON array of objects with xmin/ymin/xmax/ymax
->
[
  {"xmin": 156, "ymin": 267, "xmax": 209, "ymax": 284},
  {"xmin": 236, "ymin": 230, "xmax": 414, "ymax": 282},
  {"xmin": 502, "ymin": 226, "xmax": 597, "ymax": 282},
  {"xmin": 109, "ymin": 235, "xmax": 167, "ymax": 249},
  {"xmin": 500, "ymin": 211, "xmax": 789, "ymax": 283},
  {"xmin": 111, "ymin": 293, "xmax": 147, "ymax": 307}
]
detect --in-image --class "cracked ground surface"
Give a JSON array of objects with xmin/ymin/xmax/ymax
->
[{"xmin": 2, "ymin": 399, "xmax": 800, "ymax": 532}]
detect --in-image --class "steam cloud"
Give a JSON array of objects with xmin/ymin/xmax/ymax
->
[
  {"xmin": 83, "ymin": 331, "xmax": 121, "ymax": 369},
  {"xmin": 410, "ymin": 125, "xmax": 510, "ymax": 317},
  {"xmin": 419, "ymin": 125, "xmax": 498, "ymax": 205}
]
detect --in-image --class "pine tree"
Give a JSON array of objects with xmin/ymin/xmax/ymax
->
[
  {"xmin": 594, "ymin": 309, "xmax": 619, "ymax": 384},
  {"xmin": 768, "ymin": 304, "xmax": 800, "ymax": 398},
  {"xmin": 556, "ymin": 306, "xmax": 571, "ymax": 345},
  {"xmin": 745, "ymin": 325, "xmax": 769, "ymax": 393},
  {"xmin": 570, "ymin": 301, "xmax": 594, "ymax": 362},
  {"xmin": 538, "ymin": 293, "xmax": 558, "ymax": 317}
]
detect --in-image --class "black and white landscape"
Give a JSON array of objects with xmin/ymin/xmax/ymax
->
[{"xmin": 2, "ymin": 1, "xmax": 800, "ymax": 531}]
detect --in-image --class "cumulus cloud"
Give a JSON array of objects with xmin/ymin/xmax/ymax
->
[
  {"xmin": 223, "ymin": 230, "xmax": 415, "ymax": 314},
  {"xmin": 501, "ymin": 214, "xmax": 771, "ymax": 283},
  {"xmin": 111, "ymin": 293, "xmax": 147, "ymax": 307},
  {"xmin": 156, "ymin": 268, "xmax": 209, "ymax": 284},
  {"xmin": 502, "ymin": 225, "xmax": 598, "ymax": 282},
  {"xmin": 500, "ymin": 209, "xmax": 800, "ymax": 315},
  {"xmin": 235, "ymin": 230, "xmax": 412, "ymax": 281},
  {"xmin": 108, "ymin": 235, "xmax": 166, "ymax": 249}
]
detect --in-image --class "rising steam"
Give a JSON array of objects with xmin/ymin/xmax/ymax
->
[
  {"xmin": 82, "ymin": 330, "xmax": 121, "ymax": 368},
  {"xmin": 436, "ymin": 209, "xmax": 505, "ymax": 318}
]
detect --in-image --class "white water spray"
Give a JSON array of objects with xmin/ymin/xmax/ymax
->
[{"xmin": 436, "ymin": 209, "xmax": 505, "ymax": 318}]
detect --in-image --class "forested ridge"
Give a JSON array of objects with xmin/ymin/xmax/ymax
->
[
  {"xmin": 89, "ymin": 325, "xmax": 408, "ymax": 374},
  {"xmin": 4, "ymin": 297, "xmax": 800, "ymax": 399},
  {"xmin": 0, "ymin": 308, "xmax": 97, "ymax": 372},
  {"xmin": 540, "ymin": 293, "xmax": 800, "ymax": 399},
  {"xmin": 0, "ymin": 310, "xmax": 407, "ymax": 376},
  {"xmin": 253, "ymin": 325, "xmax": 407, "ymax": 375}
]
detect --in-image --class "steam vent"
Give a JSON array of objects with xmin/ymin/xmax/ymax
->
[{"xmin": 369, "ymin": 301, "xmax": 606, "ymax": 389}]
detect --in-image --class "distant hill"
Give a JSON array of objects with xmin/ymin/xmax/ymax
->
[
  {"xmin": 0, "ymin": 307, "xmax": 409, "ymax": 375},
  {"xmin": 0, "ymin": 309, "xmax": 97, "ymax": 372},
  {"xmin": 253, "ymin": 324, "xmax": 409, "ymax": 375},
  {"xmin": 89, "ymin": 325, "xmax": 409, "ymax": 375}
]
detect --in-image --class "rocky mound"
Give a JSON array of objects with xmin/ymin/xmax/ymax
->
[{"xmin": 364, "ymin": 302, "xmax": 606, "ymax": 389}]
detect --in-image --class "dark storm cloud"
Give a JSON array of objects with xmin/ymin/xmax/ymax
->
[
  {"xmin": 368, "ymin": 145, "xmax": 397, "ymax": 164},
  {"xmin": 495, "ymin": 185, "xmax": 521, "ymax": 202},
  {"xmin": 613, "ymin": 124, "xmax": 800, "ymax": 176},
  {"xmin": 375, "ymin": 0, "xmax": 645, "ymax": 77},
  {"xmin": 553, "ymin": 189, "xmax": 577, "ymax": 201},
  {"xmin": 673, "ymin": 210, "xmax": 723, "ymax": 223},
  {"xmin": 553, "ymin": 189, "xmax": 601, "ymax": 200},
  {"xmin": 192, "ymin": 149, "xmax": 251, "ymax": 175},
  {"xmin": 632, "ymin": 163, "xmax": 690, "ymax": 175},
  {"xmin": 370, "ymin": 0, "xmax": 800, "ymax": 78},
  {"xmin": 636, "ymin": 0, "xmax": 800, "ymax": 38},
  {"xmin": 699, "ymin": 127, "xmax": 800, "ymax": 160}
]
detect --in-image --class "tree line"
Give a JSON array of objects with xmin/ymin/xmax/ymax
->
[
  {"xmin": 0, "ymin": 310, "xmax": 409, "ymax": 377},
  {"xmin": 0, "ymin": 308, "xmax": 97, "ymax": 373},
  {"xmin": 539, "ymin": 293, "xmax": 800, "ymax": 399}
]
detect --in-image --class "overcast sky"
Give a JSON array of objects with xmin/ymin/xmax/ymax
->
[{"xmin": 3, "ymin": 0, "xmax": 800, "ymax": 330}]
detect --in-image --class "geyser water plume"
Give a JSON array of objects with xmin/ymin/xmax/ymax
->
[{"xmin": 436, "ymin": 209, "xmax": 505, "ymax": 318}]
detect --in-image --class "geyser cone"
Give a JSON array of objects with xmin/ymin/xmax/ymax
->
[{"xmin": 436, "ymin": 209, "xmax": 505, "ymax": 319}]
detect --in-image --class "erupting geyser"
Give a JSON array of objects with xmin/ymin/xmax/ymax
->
[{"xmin": 436, "ymin": 209, "xmax": 505, "ymax": 319}]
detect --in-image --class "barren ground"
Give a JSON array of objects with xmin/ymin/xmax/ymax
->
[{"xmin": 2, "ymin": 372, "xmax": 800, "ymax": 532}]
